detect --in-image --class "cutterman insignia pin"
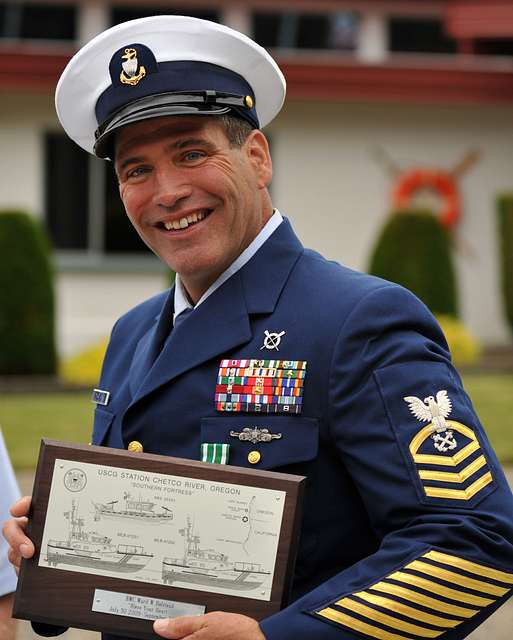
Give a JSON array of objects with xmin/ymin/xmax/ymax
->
[
  {"xmin": 229, "ymin": 427, "xmax": 282, "ymax": 444},
  {"xmin": 404, "ymin": 390, "xmax": 456, "ymax": 452}
]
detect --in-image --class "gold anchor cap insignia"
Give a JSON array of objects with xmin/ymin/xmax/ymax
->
[{"xmin": 120, "ymin": 48, "xmax": 146, "ymax": 86}]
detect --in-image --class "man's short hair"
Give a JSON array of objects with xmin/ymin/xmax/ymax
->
[{"xmin": 218, "ymin": 115, "xmax": 254, "ymax": 148}]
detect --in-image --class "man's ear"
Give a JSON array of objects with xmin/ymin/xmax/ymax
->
[{"xmin": 245, "ymin": 130, "xmax": 273, "ymax": 189}]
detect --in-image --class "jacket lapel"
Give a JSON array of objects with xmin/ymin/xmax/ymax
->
[
  {"xmin": 128, "ymin": 288, "xmax": 175, "ymax": 396},
  {"xmin": 239, "ymin": 218, "xmax": 304, "ymax": 315},
  {"xmin": 129, "ymin": 218, "xmax": 304, "ymax": 404}
]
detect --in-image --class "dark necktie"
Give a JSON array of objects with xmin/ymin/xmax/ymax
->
[
  {"xmin": 131, "ymin": 306, "xmax": 195, "ymax": 395},
  {"xmin": 153, "ymin": 306, "xmax": 194, "ymax": 363}
]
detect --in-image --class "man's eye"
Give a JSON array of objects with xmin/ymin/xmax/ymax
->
[
  {"xmin": 126, "ymin": 166, "xmax": 149, "ymax": 179},
  {"xmin": 183, "ymin": 151, "xmax": 206, "ymax": 163}
]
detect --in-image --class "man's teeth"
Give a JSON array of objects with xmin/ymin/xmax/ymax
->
[{"xmin": 163, "ymin": 211, "xmax": 207, "ymax": 231}]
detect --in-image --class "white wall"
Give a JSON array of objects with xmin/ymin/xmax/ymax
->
[
  {"xmin": 269, "ymin": 100, "xmax": 513, "ymax": 344},
  {"xmin": 57, "ymin": 272, "xmax": 167, "ymax": 356},
  {"xmin": 0, "ymin": 93, "xmax": 58, "ymax": 218}
]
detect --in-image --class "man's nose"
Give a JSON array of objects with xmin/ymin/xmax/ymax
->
[{"xmin": 153, "ymin": 168, "xmax": 192, "ymax": 209}]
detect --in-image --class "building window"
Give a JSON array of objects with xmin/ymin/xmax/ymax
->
[
  {"xmin": 474, "ymin": 38, "xmax": 513, "ymax": 57},
  {"xmin": 111, "ymin": 6, "xmax": 219, "ymax": 26},
  {"xmin": 44, "ymin": 133, "xmax": 150, "ymax": 256},
  {"xmin": 0, "ymin": 2, "xmax": 76, "ymax": 40},
  {"xmin": 103, "ymin": 164, "xmax": 149, "ymax": 254},
  {"xmin": 389, "ymin": 17, "xmax": 457, "ymax": 54},
  {"xmin": 253, "ymin": 11, "xmax": 359, "ymax": 51},
  {"xmin": 45, "ymin": 133, "xmax": 89, "ymax": 250}
]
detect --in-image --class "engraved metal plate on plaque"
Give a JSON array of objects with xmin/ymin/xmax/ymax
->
[{"xmin": 92, "ymin": 589, "xmax": 205, "ymax": 621}]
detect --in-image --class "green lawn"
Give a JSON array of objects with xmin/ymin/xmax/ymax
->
[
  {"xmin": 1, "ymin": 373, "xmax": 512, "ymax": 469},
  {"xmin": 0, "ymin": 392, "xmax": 94, "ymax": 469},
  {"xmin": 461, "ymin": 373, "xmax": 513, "ymax": 463}
]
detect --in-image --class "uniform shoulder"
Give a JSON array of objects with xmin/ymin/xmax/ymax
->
[{"xmin": 297, "ymin": 247, "xmax": 399, "ymax": 306}]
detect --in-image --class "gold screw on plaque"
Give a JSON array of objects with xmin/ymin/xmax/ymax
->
[
  {"xmin": 248, "ymin": 450, "xmax": 261, "ymax": 464},
  {"xmin": 128, "ymin": 440, "xmax": 144, "ymax": 453},
  {"xmin": 244, "ymin": 95, "xmax": 254, "ymax": 108}
]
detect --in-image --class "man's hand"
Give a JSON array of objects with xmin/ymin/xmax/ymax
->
[
  {"xmin": 2, "ymin": 496, "xmax": 34, "ymax": 574},
  {"xmin": 153, "ymin": 611, "xmax": 265, "ymax": 640}
]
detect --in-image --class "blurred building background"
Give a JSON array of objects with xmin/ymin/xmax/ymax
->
[{"xmin": 2, "ymin": 0, "xmax": 513, "ymax": 356}]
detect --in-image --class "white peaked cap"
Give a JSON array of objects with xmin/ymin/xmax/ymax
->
[{"xmin": 55, "ymin": 15, "xmax": 286, "ymax": 157}]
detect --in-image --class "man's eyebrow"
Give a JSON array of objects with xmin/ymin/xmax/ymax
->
[{"xmin": 171, "ymin": 137, "xmax": 216, "ymax": 151}]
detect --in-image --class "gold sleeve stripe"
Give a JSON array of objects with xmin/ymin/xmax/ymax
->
[
  {"xmin": 407, "ymin": 560, "xmax": 509, "ymax": 597},
  {"xmin": 412, "ymin": 440, "xmax": 480, "ymax": 467},
  {"xmin": 390, "ymin": 571, "xmax": 495, "ymax": 606},
  {"xmin": 354, "ymin": 591, "xmax": 462, "ymax": 628},
  {"xmin": 424, "ymin": 472, "xmax": 493, "ymax": 500},
  {"xmin": 337, "ymin": 598, "xmax": 444, "ymax": 637},
  {"xmin": 371, "ymin": 581, "xmax": 478, "ymax": 618},
  {"xmin": 317, "ymin": 607, "xmax": 411, "ymax": 640},
  {"xmin": 418, "ymin": 455, "xmax": 487, "ymax": 483},
  {"xmin": 423, "ymin": 551, "xmax": 513, "ymax": 585}
]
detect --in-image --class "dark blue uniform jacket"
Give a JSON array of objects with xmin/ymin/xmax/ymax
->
[{"xmin": 36, "ymin": 218, "xmax": 513, "ymax": 640}]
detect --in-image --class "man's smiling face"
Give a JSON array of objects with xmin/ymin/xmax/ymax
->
[{"xmin": 115, "ymin": 116, "xmax": 273, "ymax": 301}]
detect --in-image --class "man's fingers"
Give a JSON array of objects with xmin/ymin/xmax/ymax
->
[
  {"xmin": 2, "ymin": 497, "xmax": 35, "ymax": 563},
  {"xmin": 2, "ymin": 518, "xmax": 34, "ymax": 557},
  {"xmin": 9, "ymin": 496, "xmax": 31, "ymax": 518},
  {"xmin": 154, "ymin": 615, "xmax": 205, "ymax": 639},
  {"xmin": 153, "ymin": 612, "xmax": 265, "ymax": 640},
  {"xmin": 7, "ymin": 547, "xmax": 21, "ymax": 573}
]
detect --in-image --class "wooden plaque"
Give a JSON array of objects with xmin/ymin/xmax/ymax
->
[{"xmin": 14, "ymin": 440, "xmax": 305, "ymax": 639}]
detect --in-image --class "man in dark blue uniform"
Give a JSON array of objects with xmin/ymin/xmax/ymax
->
[{"xmin": 5, "ymin": 15, "xmax": 513, "ymax": 640}]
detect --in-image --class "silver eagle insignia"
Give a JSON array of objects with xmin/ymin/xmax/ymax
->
[{"xmin": 403, "ymin": 390, "xmax": 457, "ymax": 453}]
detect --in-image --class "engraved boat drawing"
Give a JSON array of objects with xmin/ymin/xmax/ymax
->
[
  {"xmin": 46, "ymin": 500, "xmax": 153, "ymax": 572},
  {"xmin": 93, "ymin": 492, "xmax": 174, "ymax": 523},
  {"xmin": 162, "ymin": 517, "xmax": 270, "ymax": 591}
]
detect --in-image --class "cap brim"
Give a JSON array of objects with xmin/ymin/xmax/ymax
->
[{"xmin": 94, "ymin": 100, "xmax": 233, "ymax": 159}]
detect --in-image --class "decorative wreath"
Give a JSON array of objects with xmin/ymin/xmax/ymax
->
[{"xmin": 392, "ymin": 169, "xmax": 460, "ymax": 229}]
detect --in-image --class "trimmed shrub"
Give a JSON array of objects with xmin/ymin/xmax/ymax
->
[
  {"xmin": 60, "ymin": 338, "xmax": 108, "ymax": 386},
  {"xmin": 435, "ymin": 315, "xmax": 481, "ymax": 367},
  {"xmin": 369, "ymin": 209, "xmax": 458, "ymax": 317},
  {"xmin": 0, "ymin": 210, "xmax": 57, "ymax": 374},
  {"xmin": 497, "ymin": 194, "xmax": 513, "ymax": 335}
]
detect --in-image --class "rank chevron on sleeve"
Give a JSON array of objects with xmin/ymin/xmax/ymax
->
[
  {"xmin": 215, "ymin": 359, "xmax": 307, "ymax": 414},
  {"xmin": 313, "ymin": 549, "xmax": 513, "ymax": 640}
]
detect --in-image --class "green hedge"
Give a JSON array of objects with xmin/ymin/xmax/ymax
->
[
  {"xmin": 369, "ymin": 209, "xmax": 458, "ymax": 316},
  {"xmin": 497, "ymin": 194, "xmax": 513, "ymax": 335},
  {"xmin": 0, "ymin": 210, "xmax": 57, "ymax": 374}
]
